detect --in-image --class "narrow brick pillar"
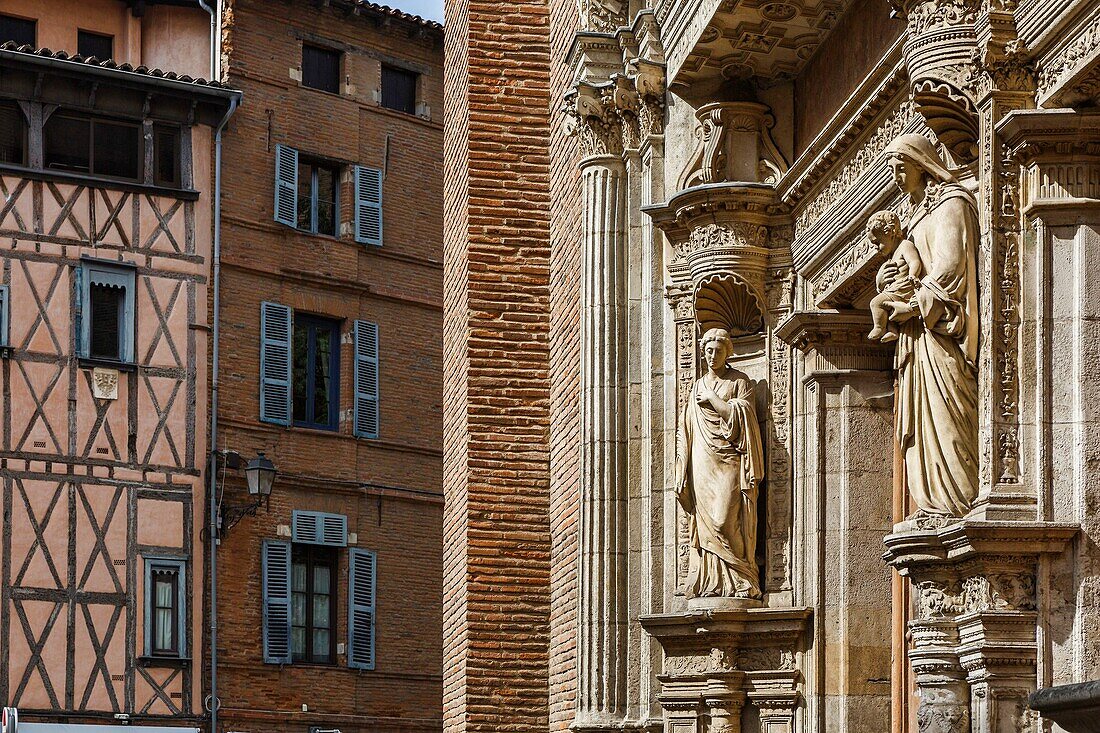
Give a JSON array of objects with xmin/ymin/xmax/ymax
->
[{"xmin": 442, "ymin": 0, "xmax": 554, "ymax": 731}]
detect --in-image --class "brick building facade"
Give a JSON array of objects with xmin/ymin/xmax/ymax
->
[
  {"xmin": 213, "ymin": 2, "xmax": 444, "ymax": 732},
  {"xmin": 0, "ymin": 2, "xmax": 238, "ymax": 732}
]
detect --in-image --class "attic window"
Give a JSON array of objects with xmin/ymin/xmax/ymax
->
[
  {"xmin": 302, "ymin": 44, "xmax": 341, "ymax": 94},
  {"xmin": 77, "ymin": 30, "xmax": 114, "ymax": 60},
  {"xmin": 0, "ymin": 14, "xmax": 35, "ymax": 47}
]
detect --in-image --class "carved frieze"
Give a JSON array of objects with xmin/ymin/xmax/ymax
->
[
  {"xmin": 1036, "ymin": 7, "xmax": 1100, "ymax": 101},
  {"xmin": 795, "ymin": 101, "xmax": 919, "ymax": 236},
  {"xmin": 580, "ymin": 0, "xmax": 627, "ymax": 33},
  {"xmin": 889, "ymin": 0, "xmax": 980, "ymax": 36}
]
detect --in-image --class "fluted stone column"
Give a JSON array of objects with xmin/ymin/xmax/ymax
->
[{"xmin": 577, "ymin": 151, "xmax": 630, "ymax": 730}]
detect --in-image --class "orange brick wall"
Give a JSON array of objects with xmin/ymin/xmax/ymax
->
[
  {"xmin": 547, "ymin": 0, "xmax": 582, "ymax": 730},
  {"xmin": 214, "ymin": 1, "xmax": 444, "ymax": 731},
  {"xmin": 441, "ymin": 0, "xmax": 554, "ymax": 729}
]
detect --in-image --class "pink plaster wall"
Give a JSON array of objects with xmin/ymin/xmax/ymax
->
[{"xmin": 1, "ymin": 0, "xmax": 210, "ymax": 79}]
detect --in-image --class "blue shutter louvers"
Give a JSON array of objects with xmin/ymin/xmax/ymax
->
[
  {"xmin": 0, "ymin": 284, "xmax": 9, "ymax": 348},
  {"xmin": 348, "ymin": 549, "xmax": 376, "ymax": 670},
  {"xmin": 260, "ymin": 302, "xmax": 292, "ymax": 425},
  {"xmin": 353, "ymin": 165, "xmax": 383, "ymax": 246},
  {"xmin": 353, "ymin": 320, "xmax": 379, "ymax": 439},
  {"xmin": 262, "ymin": 540, "xmax": 293, "ymax": 664},
  {"xmin": 291, "ymin": 510, "xmax": 348, "ymax": 547},
  {"xmin": 274, "ymin": 144, "xmax": 299, "ymax": 227}
]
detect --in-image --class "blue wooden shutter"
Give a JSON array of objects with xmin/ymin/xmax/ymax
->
[
  {"xmin": 274, "ymin": 144, "xmax": 298, "ymax": 227},
  {"xmin": 353, "ymin": 320, "xmax": 379, "ymax": 438},
  {"xmin": 353, "ymin": 165, "xmax": 383, "ymax": 246},
  {"xmin": 73, "ymin": 264, "xmax": 85, "ymax": 357},
  {"xmin": 260, "ymin": 302, "xmax": 292, "ymax": 425},
  {"xmin": 348, "ymin": 549, "xmax": 376, "ymax": 670},
  {"xmin": 292, "ymin": 510, "xmax": 347, "ymax": 547},
  {"xmin": 261, "ymin": 540, "xmax": 292, "ymax": 664}
]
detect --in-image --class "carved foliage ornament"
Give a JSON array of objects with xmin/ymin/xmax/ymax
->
[
  {"xmin": 889, "ymin": 0, "xmax": 980, "ymax": 36},
  {"xmin": 915, "ymin": 572, "xmax": 1036, "ymax": 620}
]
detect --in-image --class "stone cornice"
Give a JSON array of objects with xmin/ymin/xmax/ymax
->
[{"xmin": 882, "ymin": 520, "xmax": 1078, "ymax": 572}]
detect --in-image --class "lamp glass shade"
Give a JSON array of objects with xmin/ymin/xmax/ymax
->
[{"xmin": 245, "ymin": 452, "xmax": 276, "ymax": 496}]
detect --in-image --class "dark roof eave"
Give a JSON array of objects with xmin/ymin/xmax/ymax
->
[{"xmin": 0, "ymin": 46, "xmax": 242, "ymax": 106}]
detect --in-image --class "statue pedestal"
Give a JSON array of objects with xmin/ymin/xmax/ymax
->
[
  {"xmin": 640, "ymin": 607, "xmax": 811, "ymax": 733},
  {"xmin": 883, "ymin": 520, "xmax": 1077, "ymax": 733}
]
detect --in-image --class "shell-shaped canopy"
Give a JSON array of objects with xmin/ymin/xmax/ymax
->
[{"xmin": 694, "ymin": 274, "xmax": 764, "ymax": 337}]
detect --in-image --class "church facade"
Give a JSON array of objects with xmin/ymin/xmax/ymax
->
[{"xmin": 443, "ymin": 0, "xmax": 1100, "ymax": 732}]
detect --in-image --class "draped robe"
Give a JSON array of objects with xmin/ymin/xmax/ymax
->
[
  {"xmin": 675, "ymin": 368, "xmax": 765, "ymax": 599},
  {"xmin": 890, "ymin": 183, "xmax": 980, "ymax": 516}
]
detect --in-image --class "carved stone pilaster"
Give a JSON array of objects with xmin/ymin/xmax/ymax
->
[
  {"xmin": 564, "ymin": 81, "xmax": 625, "ymax": 160},
  {"xmin": 884, "ymin": 521, "xmax": 1077, "ymax": 733},
  {"xmin": 641, "ymin": 608, "xmax": 810, "ymax": 733},
  {"xmin": 575, "ymin": 148, "xmax": 630, "ymax": 730}
]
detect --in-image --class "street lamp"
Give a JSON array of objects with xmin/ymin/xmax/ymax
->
[
  {"xmin": 245, "ymin": 452, "xmax": 276, "ymax": 497},
  {"xmin": 218, "ymin": 450, "xmax": 278, "ymax": 534}
]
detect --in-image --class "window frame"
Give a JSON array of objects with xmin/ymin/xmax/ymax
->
[
  {"xmin": 291, "ymin": 313, "xmax": 341, "ymax": 431},
  {"xmin": 0, "ymin": 14, "xmax": 36, "ymax": 47},
  {"xmin": 77, "ymin": 29, "xmax": 114, "ymax": 60},
  {"xmin": 44, "ymin": 112, "xmax": 144, "ymax": 183},
  {"xmin": 380, "ymin": 64, "xmax": 418, "ymax": 115},
  {"xmin": 295, "ymin": 158, "xmax": 339, "ymax": 236},
  {"xmin": 301, "ymin": 43, "xmax": 342, "ymax": 95},
  {"xmin": 290, "ymin": 543, "xmax": 338, "ymax": 665},
  {"xmin": 0, "ymin": 100, "xmax": 27, "ymax": 166},
  {"xmin": 143, "ymin": 557, "xmax": 187, "ymax": 659},
  {"xmin": 79, "ymin": 258, "xmax": 136, "ymax": 364}
]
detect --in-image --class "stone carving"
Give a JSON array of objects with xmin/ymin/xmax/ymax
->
[
  {"xmin": 995, "ymin": 146, "xmax": 1022, "ymax": 483},
  {"xmin": 1036, "ymin": 9, "xmax": 1100, "ymax": 98},
  {"xmin": 796, "ymin": 101, "xmax": 919, "ymax": 235},
  {"xmin": 893, "ymin": 0, "xmax": 979, "ymax": 36},
  {"xmin": 875, "ymin": 134, "xmax": 980, "ymax": 518},
  {"xmin": 675, "ymin": 329, "xmax": 765, "ymax": 600},
  {"xmin": 580, "ymin": 0, "xmax": 626, "ymax": 33},
  {"xmin": 916, "ymin": 690, "xmax": 970, "ymax": 733},
  {"xmin": 917, "ymin": 580, "xmax": 965, "ymax": 619},
  {"xmin": 866, "ymin": 210, "xmax": 923, "ymax": 342},
  {"xmin": 917, "ymin": 572, "xmax": 1036, "ymax": 619},
  {"xmin": 92, "ymin": 367, "xmax": 119, "ymax": 400},
  {"xmin": 694, "ymin": 275, "xmax": 764, "ymax": 337},
  {"xmin": 681, "ymin": 223, "xmax": 769, "ymax": 259},
  {"xmin": 563, "ymin": 82, "xmax": 623, "ymax": 159},
  {"xmin": 681, "ymin": 102, "xmax": 788, "ymax": 189}
]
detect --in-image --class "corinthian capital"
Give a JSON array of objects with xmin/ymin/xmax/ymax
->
[{"xmin": 563, "ymin": 81, "xmax": 624, "ymax": 159}]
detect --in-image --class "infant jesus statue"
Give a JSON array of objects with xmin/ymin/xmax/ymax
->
[{"xmin": 866, "ymin": 210, "xmax": 923, "ymax": 343}]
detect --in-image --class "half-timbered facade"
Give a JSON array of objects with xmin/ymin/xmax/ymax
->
[{"xmin": 0, "ymin": 2, "xmax": 239, "ymax": 731}]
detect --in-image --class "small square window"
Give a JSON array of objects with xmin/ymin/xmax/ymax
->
[
  {"xmin": 381, "ymin": 65, "xmax": 417, "ymax": 115},
  {"xmin": 0, "ymin": 101, "xmax": 26, "ymax": 165},
  {"xmin": 0, "ymin": 14, "xmax": 36, "ymax": 47},
  {"xmin": 80, "ymin": 261, "xmax": 136, "ymax": 363},
  {"xmin": 292, "ymin": 314, "xmax": 340, "ymax": 430},
  {"xmin": 77, "ymin": 30, "xmax": 113, "ymax": 60},
  {"xmin": 144, "ymin": 558, "xmax": 186, "ymax": 658},
  {"xmin": 302, "ymin": 44, "xmax": 341, "ymax": 94}
]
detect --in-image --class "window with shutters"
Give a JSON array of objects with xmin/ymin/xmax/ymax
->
[
  {"xmin": 302, "ymin": 44, "xmax": 341, "ymax": 94},
  {"xmin": 143, "ymin": 558, "xmax": 186, "ymax": 659},
  {"xmin": 79, "ymin": 260, "xmax": 135, "ymax": 364},
  {"xmin": 77, "ymin": 30, "xmax": 113, "ymax": 60},
  {"xmin": 0, "ymin": 101, "xmax": 26, "ymax": 165},
  {"xmin": 291, "ymin": 544, "xmax": 337, "ymax": 664},
  {"xmin": 292, "ymin": 314, "xmax": 340, "ymax": 430},
  {"xmin": 292, "ymin": 511, "xmax": 348, "ymax": 547},
  {"xmin": 0, "ymin": 14, "xmax": 35, "ymax": 46},
  {"xmin": 262, "ymin": 540, "xmax": 293, "ymax": 664},
  {"xmin": 381, "ymin": 65, "xmax": 418, "ymax": 115}
]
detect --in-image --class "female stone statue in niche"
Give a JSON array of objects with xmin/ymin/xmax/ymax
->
[
  {"xmin": 675, "ymin": 328, "xmax": 764, "ymax": 600},
  {"xmin": 875, "ymin": 134, "xmax": 980, "ymax": 518}
]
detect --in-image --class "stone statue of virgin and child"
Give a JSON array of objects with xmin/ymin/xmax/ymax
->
[{"xmin": 674, "ymin": 134, "xmax": 980, "ymax": 602}]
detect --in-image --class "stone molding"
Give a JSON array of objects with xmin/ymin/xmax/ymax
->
[
  {"xmin": 681, "ymin": 102, "xmax": 789, "ymax": 189},
  {"xmin": 884, "ymin": 520, "xmax": 1076, "ymax": 733},
  {"xmin": 641, "ymin": 606, "xmax": 811, "ymax": 733},
  {"xmin": 998, "ymin": 107, "xmax": 1100, "ymax": 213},
  {"xmin": 774, "ymin": 309, "xmax": 895, "ymax": 376}
]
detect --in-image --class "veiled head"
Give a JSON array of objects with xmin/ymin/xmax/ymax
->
[{"xmin": 885, "ymin": 134, "xmax": 957, "ymax": 190}]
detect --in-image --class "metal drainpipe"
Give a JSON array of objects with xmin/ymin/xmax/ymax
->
[{"xmin": 196, "ymin": 4, "xmax": 232, "ymax": 733}]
